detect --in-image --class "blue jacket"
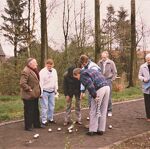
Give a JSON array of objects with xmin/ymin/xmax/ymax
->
[{"xmin": 80, "ymin": 69, "xmax": 108, "ymax": 98}]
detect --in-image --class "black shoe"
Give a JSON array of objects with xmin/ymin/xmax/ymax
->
[
  {"xmin": 25, "ymin": 128, "xmax": 32, "ymax": 131},
  {"xmin": 48, "ymin": 120, "xmax": 56, "ymax": 124},
  {"xmin": 41, "ymin": 122, "xmax": 48, "ymax": 128},
  {"xmin": 97, "ymin": 131, "xmax": 104, "ymax": 135},
  {"xmin": 86, "ymin": 131, "xmax": 97, "ymax": 136},
  {"xmin": 75, "ymin": 121, "xmax": 82, "ymax": 125},
  {"xmin": 34, "ymin": 125, "xmax": 43, "ymax": 129}
]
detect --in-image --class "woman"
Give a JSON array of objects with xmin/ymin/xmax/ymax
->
[{"xmin": 138, "ymin": 53, "xmax": 150, "ymax": 121}]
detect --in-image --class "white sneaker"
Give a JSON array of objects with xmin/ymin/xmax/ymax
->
[
  {"xmin": 108, "ymin": 112, "xmax": 112, "ymax": 117},
  {"xmin": 86, "ymin": 117, "xmax": 90, "ymax": 120}
]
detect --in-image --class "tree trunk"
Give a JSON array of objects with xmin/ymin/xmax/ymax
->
[
  {"xmin": 41, "ymin": 0, "xmax": 48, "ymax": 68},
  {"xmin": 129, "ymin": 0, "xmax": 137, "ymax": 87},
  {"xmin": 95, "ymin": 0, "xmax": 101, "ymax": 62}
]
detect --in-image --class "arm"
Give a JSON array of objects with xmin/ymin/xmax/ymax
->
[
  {"xmin": 39, "ymin": 70, "xmax": 44, "ymax": 95},
  {"xmin": 54, "ymin": 70, "xmax": 58, "ymax": 92},
  {"xmin": 20, "ymin": 71, "xmax": 32, "ymax": 91},
  {"xmin": 111, "ymin": 61, "xmax": 117, "ymax": 81}
]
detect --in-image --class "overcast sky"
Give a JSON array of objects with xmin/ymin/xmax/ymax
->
[{"xmin": 0, "ymin": 0, "xmax": 150, "ymax": 56}]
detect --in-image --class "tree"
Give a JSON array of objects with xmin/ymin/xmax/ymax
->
[
  {"xmin": 62, "ymin": 0, "xmax": 71, "ymax": 64},
  {"xmin": 95, "ymin": 0, "xmax": 101, "ymax": 62},
  {"xmin": 102, "ymin": 4, "xmax": 116, "ymax": 51},
  {"xmin": 40, "ymin": 0, "xmax": 48, "ymax": 68},
  {"xmin": 26, "ymin": 0, "xmax": 36, "ymax": 58},
  {"xmin": 129, "ymin": 0, "xmax": 137, "ymax": 87},
  {"xmin": 1, "ymin": 0, "xmax": 28, "ymax": 60}
]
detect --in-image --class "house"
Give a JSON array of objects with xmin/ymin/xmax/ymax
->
[{"xmin": 0, "ymin": 44, "xmax": 6, "ymax": 63}]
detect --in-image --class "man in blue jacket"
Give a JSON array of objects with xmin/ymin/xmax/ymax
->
[{"xmin": 73, "ymin": 68, "xmax": 110, "ymax": 136}]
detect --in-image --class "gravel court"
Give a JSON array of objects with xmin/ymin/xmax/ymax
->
[{"xmin": 1, "ymin": 98, "xmax": 150, "ymax": 149}]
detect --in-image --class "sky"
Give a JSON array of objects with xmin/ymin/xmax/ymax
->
[{"xmin": 0, "ymin": 0, "xmax": 150, "ymax": 56}]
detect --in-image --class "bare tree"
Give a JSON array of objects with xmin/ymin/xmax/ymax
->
[
  {"xmin": 95, "ymin": 0, "xmax": 101, "ymax": 62},
  {"xmin": 129, "ymin": 0, "xmax": 137, "ymax": 87},
  {"xmin": 62, "ymin": 0, "xmax": 70, "ymax": 63},
  {"xmin": 40, "ymin": 0, "xmax": 48, "ymax": 68},
  {"xmin": 73, "ymin": 0, "xmax": 86, "ymax": 52}
]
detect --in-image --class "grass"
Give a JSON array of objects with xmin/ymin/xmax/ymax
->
[{"xmin": 0, "ymin": 86, "xmax": 143, "ymax": 122}]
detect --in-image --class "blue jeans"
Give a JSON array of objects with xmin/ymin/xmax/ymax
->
[{"xmin": 40, "ymin": 91, "xmax": 55, "ymax": 123}]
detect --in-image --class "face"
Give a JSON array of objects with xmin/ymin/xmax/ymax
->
[
  {"xmin": 101, "ymin": 53, "xmax": 108, "ymax": 61},
  {"xmin": 146, "ymin": 57, "xmax": 150, "ymax": 65},
  {"xmin": 82, "ymin": 62, "xmax": 87, "ymax": 67},
  {"xmin": 46, "ymin": 63, "xmax": 53, "ymax": 70},
  {"xmin": 29, "ymin": 59, "xmax": 38, "ymax": 69}
]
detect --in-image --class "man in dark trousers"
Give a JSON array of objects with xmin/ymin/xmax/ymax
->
[{"xmin": 20, "ymin": 58, "xmax": 41, "ymax": 131}]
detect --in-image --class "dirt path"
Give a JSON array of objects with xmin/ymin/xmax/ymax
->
[{"xmin": 0, "ymin": 99, "xmax": 150, "ymax": 149}]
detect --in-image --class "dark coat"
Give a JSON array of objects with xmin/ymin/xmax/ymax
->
[
  {"xmin": 63, "ymin": 66, "xmax": 80, "ymax": 97},
  {"xmin": 20, "ymin": 66, "xmax": 41, "ymax": 100}
]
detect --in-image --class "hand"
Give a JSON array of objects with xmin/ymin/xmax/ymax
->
[
  {"xmin": 29, "ymin": 89, "xmax": 32, "ymax": 92},
  {"xmin": 94, "ymin": 96, "xmax": 100, "ymax": 102},
  {"xmin": 144, "ymin": 78, "xmax": 149, "ymax": 83},
  {"xmin": 80, "ymin": 93, "xmax": 85, "ymax": 100}
]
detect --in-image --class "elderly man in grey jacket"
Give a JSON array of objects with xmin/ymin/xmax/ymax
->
[
  {"xmin": 98, "ymin": 51, "xmax": 117, "ymax": 117},
  {"xmin": 138, "ymin": 53, "xmax": 150, "ymax": 121}
]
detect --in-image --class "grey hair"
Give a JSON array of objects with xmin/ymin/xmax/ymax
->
[
  {"xmin": 73, "ymin": 68, "xmax": 81, "ymax": 76},
  {"xmin": 145, "ymin": 53, "xmax": 150, "ymax": 60}
]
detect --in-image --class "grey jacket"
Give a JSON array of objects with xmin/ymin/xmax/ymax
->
[
  {"xmin": 20, "ymin": 66, "xmax": 41, "ymax": 100},
  {"xmin": 138, "ymin": 62, "xmax": 150, "ymax": 94},
  {"xmin": 98, "ymin": 59, "xmax": 117, "ymax": 81}
]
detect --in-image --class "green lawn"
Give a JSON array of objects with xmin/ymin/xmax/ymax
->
[{"xmin": 0, "ymin": 86, "xmax": 143, "ymax": 122}]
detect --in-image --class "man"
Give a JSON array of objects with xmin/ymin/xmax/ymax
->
[
  {"xmin": 39, "ymin": 59, "xmax": 58, "ymax": 126},
  {"xmin": 98, "ymin": 51, "xmax": 117, "ymax": 117},
  {"xmin": 63, "ymin": 66, "xmax": 81, "ymax": 125},
  {"xmin": 20, "ymin": 58, "xmax": 41, "ymax": 131},
  {"xmin": 79, "ymin": 54, "xmax": 101, "ymax": 120},
  {"xmin": 73, "ymin": 68, "xmax": 110, "ymax": 136}
]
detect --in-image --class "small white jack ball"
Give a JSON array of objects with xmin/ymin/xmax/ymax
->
[
  {"xmin": 48, "ymin": 128, "xmax": 52, "ymax": 132},
  {"xmin": 108, "ymin": 125, "xmax": 112, "ymax": 129},
  {"xmin": 69, "ymin": 129, "xmax": 72, "ymax": 133},
  {"xmin": 57, "ymin": 127, "xmax": 61, "ymax": 131},
  {"xmin": 33, "ymin": 133, "xmax": 39, "ymax": 138},
  {"xmin": 75, "ymin": 129, "xmax": 78, "ymax": 132}
]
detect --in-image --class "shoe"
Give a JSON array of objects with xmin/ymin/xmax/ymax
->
[
  {"xmin": 75, "ymin": 121, "xmax": 82, "ymax": 125},
  {"xmin": 108, "ymin": 112, "xmax": 112, "ymax": 117},
  {"xmin": 63, "ymin": 122, "xmax": 70, "ymax": 126},
  {"xmin": 48, "ymin": 120, "xmax": 56, "ymax": 124},
  {"xmin": 86, "ymin": 117, "xmax": 90, "ymax": 121},
  {"xmin": 96, "ymin": 131, "xmax": 104, "ymax": 135},
  {"xmin": 34, "ymin": 125, "xmax": 44, "ymax": 129},
  {"xmin": 86, "ymin": 131, "xmax": 97, "ymax": 136},
  {"xmin": 25, "ymin": 128, "xmax": 32, "ymax": 131},
  {"xmin": 41, "ymin": 122, "xmax": 48, "ymax": 128}
]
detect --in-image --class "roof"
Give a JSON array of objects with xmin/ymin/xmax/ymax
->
[{"xmin": 0, "ymin": 44, "xmax": 5, "ymax": 56}]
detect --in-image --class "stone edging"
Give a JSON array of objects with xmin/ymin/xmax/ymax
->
[
  {"xmin": 99, "ymin": 130, "xmax": 150, "ymax": 149},
  {"xmin": 0, "ymin": 98, "xmax": 143, "ymax": 127}
]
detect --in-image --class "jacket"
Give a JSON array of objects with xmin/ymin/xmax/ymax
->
[
  {"xmin": 63, "ymin": 66, "xmax": 80, "ymax": 97},
  {"xmin": 98, "ymin": 59, "xmax": 117, "ymax": 81},
  {"xmin": 20, "ymin": 66, "xmax": 41, "ymax": 100},
  {"xmin": 138, "ymin": 62, "xmax": 150, "ymax": 94}
]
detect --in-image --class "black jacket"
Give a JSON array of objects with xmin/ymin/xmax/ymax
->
[{"xmin": 63, "ymin": 66, "xmax": 80, "ymax": 97}]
